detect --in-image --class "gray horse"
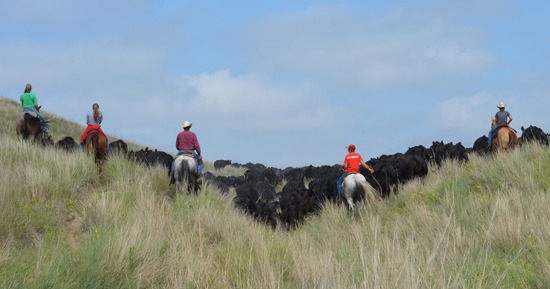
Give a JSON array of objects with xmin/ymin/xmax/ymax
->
[
  {"xmin": 172, "ymin": 154, "xmax": 200, "ymax": 194},
  {"xmin": 341, "ymin": 173, "xmax": 380, "ymax": 215}
]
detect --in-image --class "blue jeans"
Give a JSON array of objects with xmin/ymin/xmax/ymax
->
[
  {"xmin": 488, "ymin": 126, "xmax": 497, "ymax": 145},
  {"xmin": 23, "ymin": 108, "xmax": 48, "ymax": 131},
  {"xmin": 172, "ymin": 150, "xmax": 202, "ymax": 176},
  {"xmin": 336, "ymin": 172, "xmax": 348, "ymax": 198}
]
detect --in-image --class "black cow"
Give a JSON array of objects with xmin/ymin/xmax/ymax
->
[
  {"xmin": 214, "ymin": 159, "xmax": 232, "ymax": 169},
  {"xmin": 282, "ymin": 168, "xmax": 305, "ymax": 182},
  {"xmin": 366, "ymin": 156, "xmax": 398, "ymax": 198},
  {"xmin": 520, "ymin": 125, "xmax": 548, "ymax": 146},
  {"xmin": 396, "ymin": 154, "xmax": 428, "ymax": 183},
  {"xmin": 109, "ymin": 139, "xmax": 128, "ymax": 156},
  {"xmin": 308, "ymin": 165, "xmax": 341, "ymax": 203},
  {"xmin": 405, "ymin": 144, "xmax": 432, "ymax": 163},
  {"xmin": 278, "ymin": 179, "xmax": 314, "ymax": 230},
  {"xmin": 472, "ymin": 135, "xmax": 490, "ymax": 155},
  {"xmin": 145, "ymin": 149, "xmax": 174, "ymax": 176},
  {"xmin": 430, "ymin": 141, "xmax": 468, "ymax": 166},
  {"xmin": 233, "ymin": 181, "xmax": 280, "ymax": 229},
  {"xmin": 127, "ymin": 147, "xmax": 149, "ymax": 164},
  {"xmin": 55, "ymin": 136, "xmax": 79, "ymax": 153},
  {"xmin": 202, "ymin": 172, "xmax": 247, "ymax": 194}
]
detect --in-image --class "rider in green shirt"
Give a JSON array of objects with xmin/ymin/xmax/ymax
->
[{"xmin": 20, "ymin": 83, "xmax": 49, "ymax": 134}]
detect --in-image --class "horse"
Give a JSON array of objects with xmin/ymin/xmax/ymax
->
[
  {"xmin": 341, "ymin": 173, "xmax": 380, "ymax": 215},
  {"xmin": 83, "ymin": 129, "xmax": 108, "ymax": 172},
  {"xmin": 172, "ymin": 154, "xmax": 200, "ymax": 194},
  {"xmin": 15, "ymin": 111, "xmax": 53, "ymax": 146},
  {"xmin": 491, "ymin": 118, "xmax": 519, "ymax": 152}
]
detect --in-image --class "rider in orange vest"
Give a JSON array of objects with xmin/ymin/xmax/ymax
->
[{"xmin": 336, "ymin": 144, "xmax": 374, "ymax": 198}]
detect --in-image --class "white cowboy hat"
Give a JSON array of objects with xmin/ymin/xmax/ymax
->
[
  {"xmin": 181, "ymin": 121, "xmax": 192, "ymax": 128},
  {"xmin": 497, "ymin": 102, "xmax": 506, "ymax": 108}
]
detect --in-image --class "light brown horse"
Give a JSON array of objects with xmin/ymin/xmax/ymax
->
[
  {"xmin": 15, "ymin": 111, "xmax": 53, "ymax": 146},
  {"xmin": 491, "ymin": 118, "xmax": 519, "ymax": 152},
  {"xmin": 83, "ymin": 129, "xmax": 108, "ymax": 172}
]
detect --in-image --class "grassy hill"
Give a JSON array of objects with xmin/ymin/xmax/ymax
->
[{"xmin": 1, "ymin": 97, "xmax": 549, "ymax": 288}]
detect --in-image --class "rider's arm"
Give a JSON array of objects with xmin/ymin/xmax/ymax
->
[
  {"xmin": 361, "ymin": 161, "xmax": 374, "ymax": 174},
  {"xmin": 508, "ymin": 113, "xmax": 513, "ymax": 124},
  {"xmin": 341, "ymin": 162, "xmax": 347, "ymax": 171}
]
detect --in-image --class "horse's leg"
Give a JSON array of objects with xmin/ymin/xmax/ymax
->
[
  {"xmin": 357, "ymin": 199, "xmax": 365, "ymax": 219},
  {"xmin": 346, "ymin": 197, "xmax": 355, "ymax": 213}
]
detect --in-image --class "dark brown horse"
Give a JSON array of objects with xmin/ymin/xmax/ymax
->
[
  {"xmin": 83, "ymin": 129, "xmax": 108, "ymax": 172},
  {"xmin": 15, "ymin": 111, "xmax": 53, "ymax": 146}
]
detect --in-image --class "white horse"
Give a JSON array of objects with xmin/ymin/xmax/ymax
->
[
  {"xmin": 172, "ymin": 154, "xmax": 199, "ymax": 194},
  {"xmin": 342, "ymin": 173, "xmax": 380, "ymax": 214}
]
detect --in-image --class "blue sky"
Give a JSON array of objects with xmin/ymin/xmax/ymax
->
[{"xmin": 1, "ymin": 0, "xmax": 549, "ymax": 168}]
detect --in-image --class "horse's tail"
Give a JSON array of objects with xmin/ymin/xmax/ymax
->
[
  {"xmin": 181, "ymin": 158, "xmax": 191, "ymax": 183},
  {"xmin": 97, "ymin": 133, "xmax": 108, "ymax": 172},
  {"xmin": 509, "ymin": 128, "xmax": 519, "ymax": 147},
  {"xmin": 98, "ymin": 133, "xmax": 108, "ymax": 160},
  {"xmin": 357, "ymin": 175, "xmax": 381, "ymax": 203},
  {"xmin": 88, "ymin": 132, "xmax": 105, "ymax": 164},
  {"xmin": 88, "ymin": 133, "xmax": 99, "ymax": 161}
]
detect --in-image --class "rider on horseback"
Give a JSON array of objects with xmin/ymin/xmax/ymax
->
[
  {"xmin": 487, "ymin": 102, "xmax": 513, "ymax": 147},
  {"xmin": 80, "ymin": 103, "xmax": 107, "ymax": 149},
  {"xmin": 336, "ymin": 144, "xmax": 374, "ymax": 199},
  {"xmin": 174, "ymin": 121, "xmax": 203, "ymax": 179},
  {"xmin": 20, "ymin": 83, "xmax": 49, "ymax": 137}
]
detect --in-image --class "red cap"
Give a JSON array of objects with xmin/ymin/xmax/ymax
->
[{"xmin": 346, "ymin": 144, "xmax": 356, "ymax": 150}]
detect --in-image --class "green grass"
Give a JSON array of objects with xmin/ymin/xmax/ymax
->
[{"xmin": 1, "ymin": 97, "xmax": 549, "ymax": 288}]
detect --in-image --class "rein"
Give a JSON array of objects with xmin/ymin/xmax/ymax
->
[{"xmin": 369, "ymin": 173, "xmax": 384, "ymax": 196}]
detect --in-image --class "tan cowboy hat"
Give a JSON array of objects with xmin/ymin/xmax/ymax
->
[
  {"xmin": 181, "ymin": 121, "xmax": 192, "ymax": 128},
  {"xmin": 497, "ymin": 102, "xmax": 506, "ymax": 109}
]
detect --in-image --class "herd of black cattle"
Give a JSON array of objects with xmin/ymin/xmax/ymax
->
[{"xmin": 51, "ymin": 125, "xmax": 549, "ymax": 229}]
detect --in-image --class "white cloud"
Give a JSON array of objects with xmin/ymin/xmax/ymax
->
[
  {"xmin": 183, "ymin": 70, "xmax": 342, "ymax": 132},
  {"xmin": 430, "ymin": 93, "xmax": 496, "ymax": 134},
  {"xmin": 242, "ymin": 4, "xmax": 495, "ymax": 91}
]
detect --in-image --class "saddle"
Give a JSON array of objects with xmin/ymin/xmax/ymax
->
[
  {"xmin": 342, "ymin": 172, "xmax": 358, "ymax": 181},
  {"xmin": 177, "ymin": 153, "xmax": 194, "ymax": 158}
]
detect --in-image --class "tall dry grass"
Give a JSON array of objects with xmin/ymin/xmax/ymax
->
[{"xmin": 1, "ymin": 97, "xmax": 549, "ymax": 288}]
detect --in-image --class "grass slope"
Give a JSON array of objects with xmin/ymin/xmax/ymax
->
[{"xmin": 1, "ymin": 97, "xmax": 549, "ymax": 288}]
